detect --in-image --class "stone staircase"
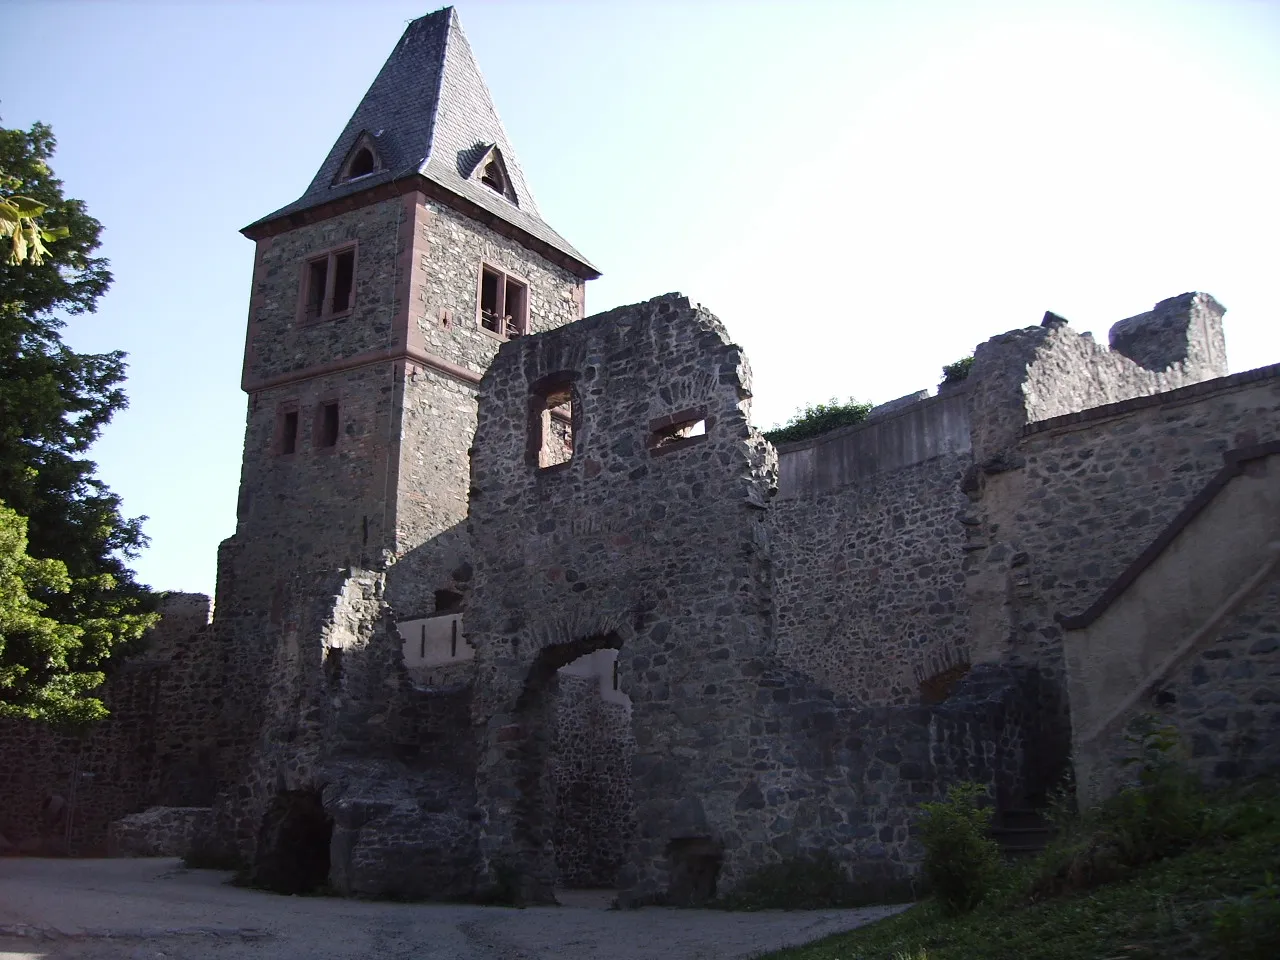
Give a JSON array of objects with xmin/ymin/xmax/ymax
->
[{"xmin": 990, "ymin": 805, "xmax": 1057, "ymax": 859}]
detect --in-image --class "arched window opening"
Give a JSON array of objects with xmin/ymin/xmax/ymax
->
[{"xmin": 348, "ymin": 147, "xmax": 375, "ymax": 179}]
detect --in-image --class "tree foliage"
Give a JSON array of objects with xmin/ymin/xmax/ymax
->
[
  {"xmin": 763, "ymin": 397, "xmax": 872, "ymax": 445},
  {"xmin": 0, "ymin": 502, "xmax": 106, "ymax": 723},
  {"xmin": 0, "ymin": 121, "xmax": 157, "ymax": 724}
]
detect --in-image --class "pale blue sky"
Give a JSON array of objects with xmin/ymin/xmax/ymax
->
[{"xmin": 3, "ymin": 0, "xmax": 1279, "ymax": 597}]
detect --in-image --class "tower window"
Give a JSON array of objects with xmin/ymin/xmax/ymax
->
[
  {"xmin": 300, "ymin": 245, "xmax": 357, "ymax": 322},
  {"xmin": 335, "ymin": 136, "xmax": 381, "ymax": 183},
  {"xmin": 279, "ymin": 408, "xmax": 299, "ymax": 455},
  {"xmin": 316, "ymin": 402, "xmax": 340, "ymax": 448},
  {"xmin": 477, "ymin": 264, "xmax": 528, "ymax": 339}
]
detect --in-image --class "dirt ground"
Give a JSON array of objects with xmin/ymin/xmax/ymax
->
[{"xmin": 0, "ymin": 858, "xmax": 907, "ymax": 960}]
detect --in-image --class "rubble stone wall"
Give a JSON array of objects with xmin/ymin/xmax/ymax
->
[
  {"xmin": 0, "ymin": 595, "xmax": 217, "ymax": 856},
  {"xmin": 770, "ymin": 453, "xmax": 974, "ymax": 705}
]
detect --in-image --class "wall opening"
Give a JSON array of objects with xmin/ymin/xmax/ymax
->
[
  {"xmin": 510, "ymin": 633, "xmax": 635, "ymax": 897},
  {"xmin": 648, "ymin": 408, "xmax": 710, "ymax": 455},
  {"xmin": 665, "ymin": 837, "xmax": 723, "ymax": 906},
  {"xmin": 531, "ymin": 377, "xmax": 575, "ymax": 470},
  {"xmin": 331, "ymin": 250, "xmax": 355, "ymax": 313},
  {"xmin": 317, "ymin": 402, "xmax": 339, "ymax": 448},
  {"xmin": 250, "ymin": 790, "xmax": 333, "ymax": 894},
  {"xmin": 280, "ymin": 409, "xmax": 299, "ymax": 455}
]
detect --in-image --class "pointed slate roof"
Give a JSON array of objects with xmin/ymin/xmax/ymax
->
[{"xmin": 244, "ymin": 7, "xmax": 597, "ymax": 276}]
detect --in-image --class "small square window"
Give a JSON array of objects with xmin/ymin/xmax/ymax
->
[
  {"xmin": 478, "ymin": 264, "xmax": 528, "ymax": 339},
  {"xmin": 300, "ymin": 246, "xmax": 357, "ymax": 323}
]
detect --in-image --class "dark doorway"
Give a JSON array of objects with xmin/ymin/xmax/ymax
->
[
  {"xmin": 250, "ymin": 790, "xmax": 333, "ymax": 894},
  {"xmin": 666, "ymin": 837, "xmax": 723, "ymax": 905}
]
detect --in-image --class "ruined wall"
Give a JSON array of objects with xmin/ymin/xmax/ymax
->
[
  {"xmin": 466, "ymin": 293, "xmax": 778, "ymax": 903},
  {"xmin": 0, "ymin": 594, "xmax": 218, "ymax": 855}
]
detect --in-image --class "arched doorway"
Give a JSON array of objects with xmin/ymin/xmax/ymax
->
[{"xmin": 495, "ymin": 631, "xmax": 636, "ymax": 902}]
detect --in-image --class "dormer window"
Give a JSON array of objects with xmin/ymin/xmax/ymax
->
[{"xmin": 335, "ymin": 133, "xmax": 381, "ymax": 184}]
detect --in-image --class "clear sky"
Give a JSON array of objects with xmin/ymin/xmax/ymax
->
[{"xmin": 3, "ymin": 0, "xmax": 1279, "ymax": 597}]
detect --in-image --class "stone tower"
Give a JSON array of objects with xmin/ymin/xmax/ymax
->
[{"xmin": 204, "ymin": 6, "xmax": 597, "ymax": 861}]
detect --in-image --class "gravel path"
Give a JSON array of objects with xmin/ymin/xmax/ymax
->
[{"xmin": 0, "ymin": 858, "xmax": 907, "ymax": 960}]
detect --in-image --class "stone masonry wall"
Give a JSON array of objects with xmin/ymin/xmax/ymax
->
[
  {"xmin": 0, "ymin": 594, "xmax": 218, "ymax": 856},
  {"xmin": 770, "ymin": 453, "xmax": 973, "ymax": 705}
]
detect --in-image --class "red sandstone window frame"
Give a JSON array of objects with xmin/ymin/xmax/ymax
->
[
  {"xmin": 297, "ymin": 242, "xmax": 359, "ymax": 325},
  {"xmin": 476, "ymin": 261, "xmax": 529, "ymax": 341}
]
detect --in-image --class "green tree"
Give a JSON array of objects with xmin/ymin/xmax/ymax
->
[
  {"xmin": 0, "ymin": 501, "xmax": 106, "ymax": 722},
  {"xmin": 0, "ymin": 121, "xmax": 157, "ymax": 724}
]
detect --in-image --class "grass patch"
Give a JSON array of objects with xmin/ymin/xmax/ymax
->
[
  {"xmin": 759, "ymin": 777, "xmax": 1280, "ymax": 960},
  {"xmin": 713, "ymin": 852, "xmax": 917, "ymax": 911}
]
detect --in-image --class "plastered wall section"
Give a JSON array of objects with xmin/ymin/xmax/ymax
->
[{"xmin": 1065, "ymin": 452, "xmax": 1280, "ymax": 804}]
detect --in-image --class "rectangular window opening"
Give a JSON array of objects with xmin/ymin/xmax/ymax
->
[
  {"xmin": 478, "ymin": 265, "xmax": 528, "ymax": 339},
  {"xmin": 331, "ymin": 250, "xmax": 355, "ymax": 313},
  {"xmin": 318, "ymin": 402, "xmax": 340, "ymax": 448},
  {"xmin": 306, "ymin": 259, "xmax": 327, "ymax": 320},
  {"xmin": 281, "ymin": 410, "xmax": 299, "ymax": 455},
  {"xmin": 480, "ymin": 268, "xmax": 502, "ymax": 333},
  {"xmin": 538, "ymin": 388, "xmax": 574, "ymax": 469}
]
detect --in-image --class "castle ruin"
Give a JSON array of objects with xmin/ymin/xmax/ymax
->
[{"xmin": 2, "ymin": 7, "xmax": 1277, "ymax": 906}]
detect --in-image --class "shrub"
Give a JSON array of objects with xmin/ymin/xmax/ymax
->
[
  {"xmin": 1032, "ymin": 717, "xmax": 1208, "ymax": 898},
  {"xmin": 917, "ymin": 781, "xmax": 1001, "ymax": 914},
  {"xmin": 1211, "ymin": 872, "xmax": 1280, "ymax": 959},
  {"xmin": 763, "ymin": 398, "xmax": 872, "ymax": 445},
  {"xmin": 940, "ymin": 356, "xmax": 974, "ymax": 386}
]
